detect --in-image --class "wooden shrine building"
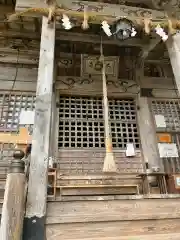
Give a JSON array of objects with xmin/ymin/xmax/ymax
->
[{"xmin": 1, "ymin": 0, "xmax": 180, "ymax": 239}]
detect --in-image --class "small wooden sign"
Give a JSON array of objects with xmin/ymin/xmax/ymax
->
[
  {"xmin": 158, "ymin": 143, "xmax": 179, "ymax": 158},
  {"xmin": 0, "ymin": 127, "xmax": 32, "ymax": 144},
  {"xmin": 157, "ymin": 133, "xmax": 171, "ymax": 143},
  {"xmin": 155, "ymin": 115, "xmax": 166, "ymax": 128}
]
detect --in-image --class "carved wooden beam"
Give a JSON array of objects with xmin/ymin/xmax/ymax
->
[
  {"xmin": 0, "ymin": 29, "xmax": 144, "ymax": 47},
  {"xmin": 152, "ymin": 0, "xmax": 180, "ymax": 10},
  {"xmin": 15, "ymin": 0, "xmax": 166, "ymax": 21}
]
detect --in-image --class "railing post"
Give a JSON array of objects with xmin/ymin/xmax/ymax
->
[{"xmin": 0, "ymin": 150, "xmax": 25, "ymax": 240}]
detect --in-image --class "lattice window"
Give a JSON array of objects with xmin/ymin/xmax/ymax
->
[
  {"xmin": 151, "ymin": 100, "xmax": 180, "ymax": 131},
  {"xmin": 58, "ymin": 96, "xmax": 140, "ymax": 149},
  {"xmin": 0, "ymin": 93, "xmax": 36, "ymax": 131},
  {"xmin": 109, "ymin": 99, "xmax": 139, "ymax": 148},
  {"xmin": 0, "ymin": 143, "xmax": 14, "ymax": 161},
  {"xmin": 151, "ymin": 99, "xmax": 180, "ymax": 173}
]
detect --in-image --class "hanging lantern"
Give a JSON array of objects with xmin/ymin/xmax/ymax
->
[{"xmin": 113, "ymin": 18, "xmax": 135, "ymax": 40}]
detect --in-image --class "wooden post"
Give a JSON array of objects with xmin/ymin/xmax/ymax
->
[
  {"xmin": 166, "ymin": 33, "xmax": 180, "ymax": 96},
  {"xmin": 0, "ymin": 151, "xmax": 26, "ymax": 240},
  {"xmin": 23, "ymin": 17, "xmax": 55, "ymax": 240},
  {"xmin": 137, "ymin": 96, "xmax": 164, "ymax": 171}
]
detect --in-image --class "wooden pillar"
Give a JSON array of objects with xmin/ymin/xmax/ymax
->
[
  {"xmin": 0, "ymin": 152, "xmax": 26, "ymax": 240},
  {"xmin": 23, "ymin": 17, "xmax": 55, "ymax": 240},
  {"xmin": 137, "ymin": 96, "xmax": 163, "ymax": 171},
  {"xmin": 166, "ymin": 33, "xmax": 180, "ymax": 95}
]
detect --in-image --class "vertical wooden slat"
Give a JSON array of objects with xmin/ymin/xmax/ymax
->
[
  {"xmin": 23, "ymin": 17, "xmax": 55, "ymax": 240},
  {"xmin": 166, "ymin": 34, "xmax": 180, "ymax": 96},
  {"xmin": 137, "ymin": 96, "xmax": 163, "ymax": 170}
]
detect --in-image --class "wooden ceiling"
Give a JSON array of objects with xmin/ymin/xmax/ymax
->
[{"xmin": 0, "ymin": 0, "xmax": 170, "ymax": 62}]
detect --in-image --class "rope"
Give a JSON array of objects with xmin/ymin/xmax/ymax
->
[
  {"xmin": 100, "ymin": 39, "xmax": 113, "ymax": 154},
  {"xmin": 7, "ymin": 6, "xmax": 180, "ymax": 32}
]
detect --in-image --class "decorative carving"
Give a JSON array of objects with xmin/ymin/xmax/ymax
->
[
  {"xmin": 152, "ymin": 0, "xmax": 180, "ymax": 10},
  {"xmin": 60, "ymin": 77, "xmax": 93, "ymax": 88},
  {"xmin": 107, "ymin": 79, "xmax": 139, "ymax": 93},
  {"xmin": 59, "ymin": 76, "xmax": 140, "ymax": 93},
  {"xmin": 144, "ymin": 62, "xmax": 163, "ymax": 77},
  {"xmin": 60, "ymin": 0, "xmax": 166, "ymax": 20},
  {"xmin": 58, "ymin": 59, "xmax": 73, "ymax": 68},
  {"xmin": 71, "ymin": 1, "xmax": 105, "ymax": 12},
  {"xmin": 81, "ymin": 55, "xmax": 119, "ymax": 77}
]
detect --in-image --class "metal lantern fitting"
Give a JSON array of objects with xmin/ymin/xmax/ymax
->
[{"xmin": 113, "ymin": 18, "xmax": 133, "ymax": 40}]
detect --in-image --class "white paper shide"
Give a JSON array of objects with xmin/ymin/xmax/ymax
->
[
  {"xmin": 158, "ymin": 143, "xmax": 179, "ymax": 158},
  {"xmin": 155, "ymin": 115, "xmax": 166, "ymax": 128},
  {"xmin": 19, "ymin": 110, "xmax": 35, "ymax": 125}
]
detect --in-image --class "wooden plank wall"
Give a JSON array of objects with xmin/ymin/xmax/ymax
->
[
  {"xmin": 0, "ymin": 46, "xmax": 177, "ymax": 97},
  {"xmin": 0, "ymin": 64, "xmax": 178, "ymax": 97}
]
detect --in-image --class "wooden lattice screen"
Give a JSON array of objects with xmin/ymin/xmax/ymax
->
[
  {"xmin": 57, "ymin": 96, "xmax": 144, "ymax": 174},
  {"xmin": 151, "ymin": 99, "xmax": 180, "ymax": 173},
  {"xmin": 58, "ymin": 96, "xmax": 140, "ymax": 149},
  {"xmin": 0, "ymin": 92, "xmax": 35, "ymax": 163}
]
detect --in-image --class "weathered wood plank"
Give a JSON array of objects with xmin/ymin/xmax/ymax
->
[
  {"xmin": 45, "ymin": 232, "xmax": 180, "ymax": 240},
  {"xmin": 46, "ymin": 219, "xmax": 180, "ymax": 239},
  {"xmin": 137, "ymin": 97, "xmax": 163, "ymax": 170},
  {"xmin": 0, "ymin": 66, "xmax": 37, "ymax": 81},
  {"xmin": 57, "ymin": 150, "xmax": 144, "ymax": 174},
  {"xmin": 0, "ymin": 163, "xmax": 26, "ymax": 240},
  {"xmin": 166, "ymin": 33, "xmax": 180, "ymax": 97},
  {"xmin": 58, "ymin": 185, "xmax": 139, "ymax": 196},
  {"xmin": 0, "ymin": 81, "xmax": 37, "ymax": 91},
  {"xmin": 0, "ymin": 51, "xmax": 38, "ymax": 65},
  {"xmin": 46, "ymin": 198, "xmax": 180, "ymax": 224},
  {"xmin": 47, "ymin": 194, "xmax": 180, "ymax": 201},
  {"xmin": 23, "ymin": 17, "xmax": 55, "ymax": 240}
]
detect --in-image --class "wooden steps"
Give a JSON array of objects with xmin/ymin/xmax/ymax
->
[
  {"xmin": 46, "ymin": 196, "xmax": 180, "ymax": 240},
  {"xmin": 57, "ymin": 174, "xmax": 142, "ymax": 186},
  {"xmin": 45, "ymin": 233, "xmax": 180, "ymax": 240},
  {"xmin": 49, "ymin": 173, "xmax": 143, "ymax": 197},
  {"xmin": 58, "ymin": 184, "xmax": 139, "ymax": 196}
]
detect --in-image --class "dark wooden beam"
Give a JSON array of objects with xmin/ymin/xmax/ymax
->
[
  {"xmin": 141, "ymin": 36, "xmax": 161, "ymax": 59},
  {"xmin": 0, "ymin": 29, "xmax": 144, "ymax": 47}
]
